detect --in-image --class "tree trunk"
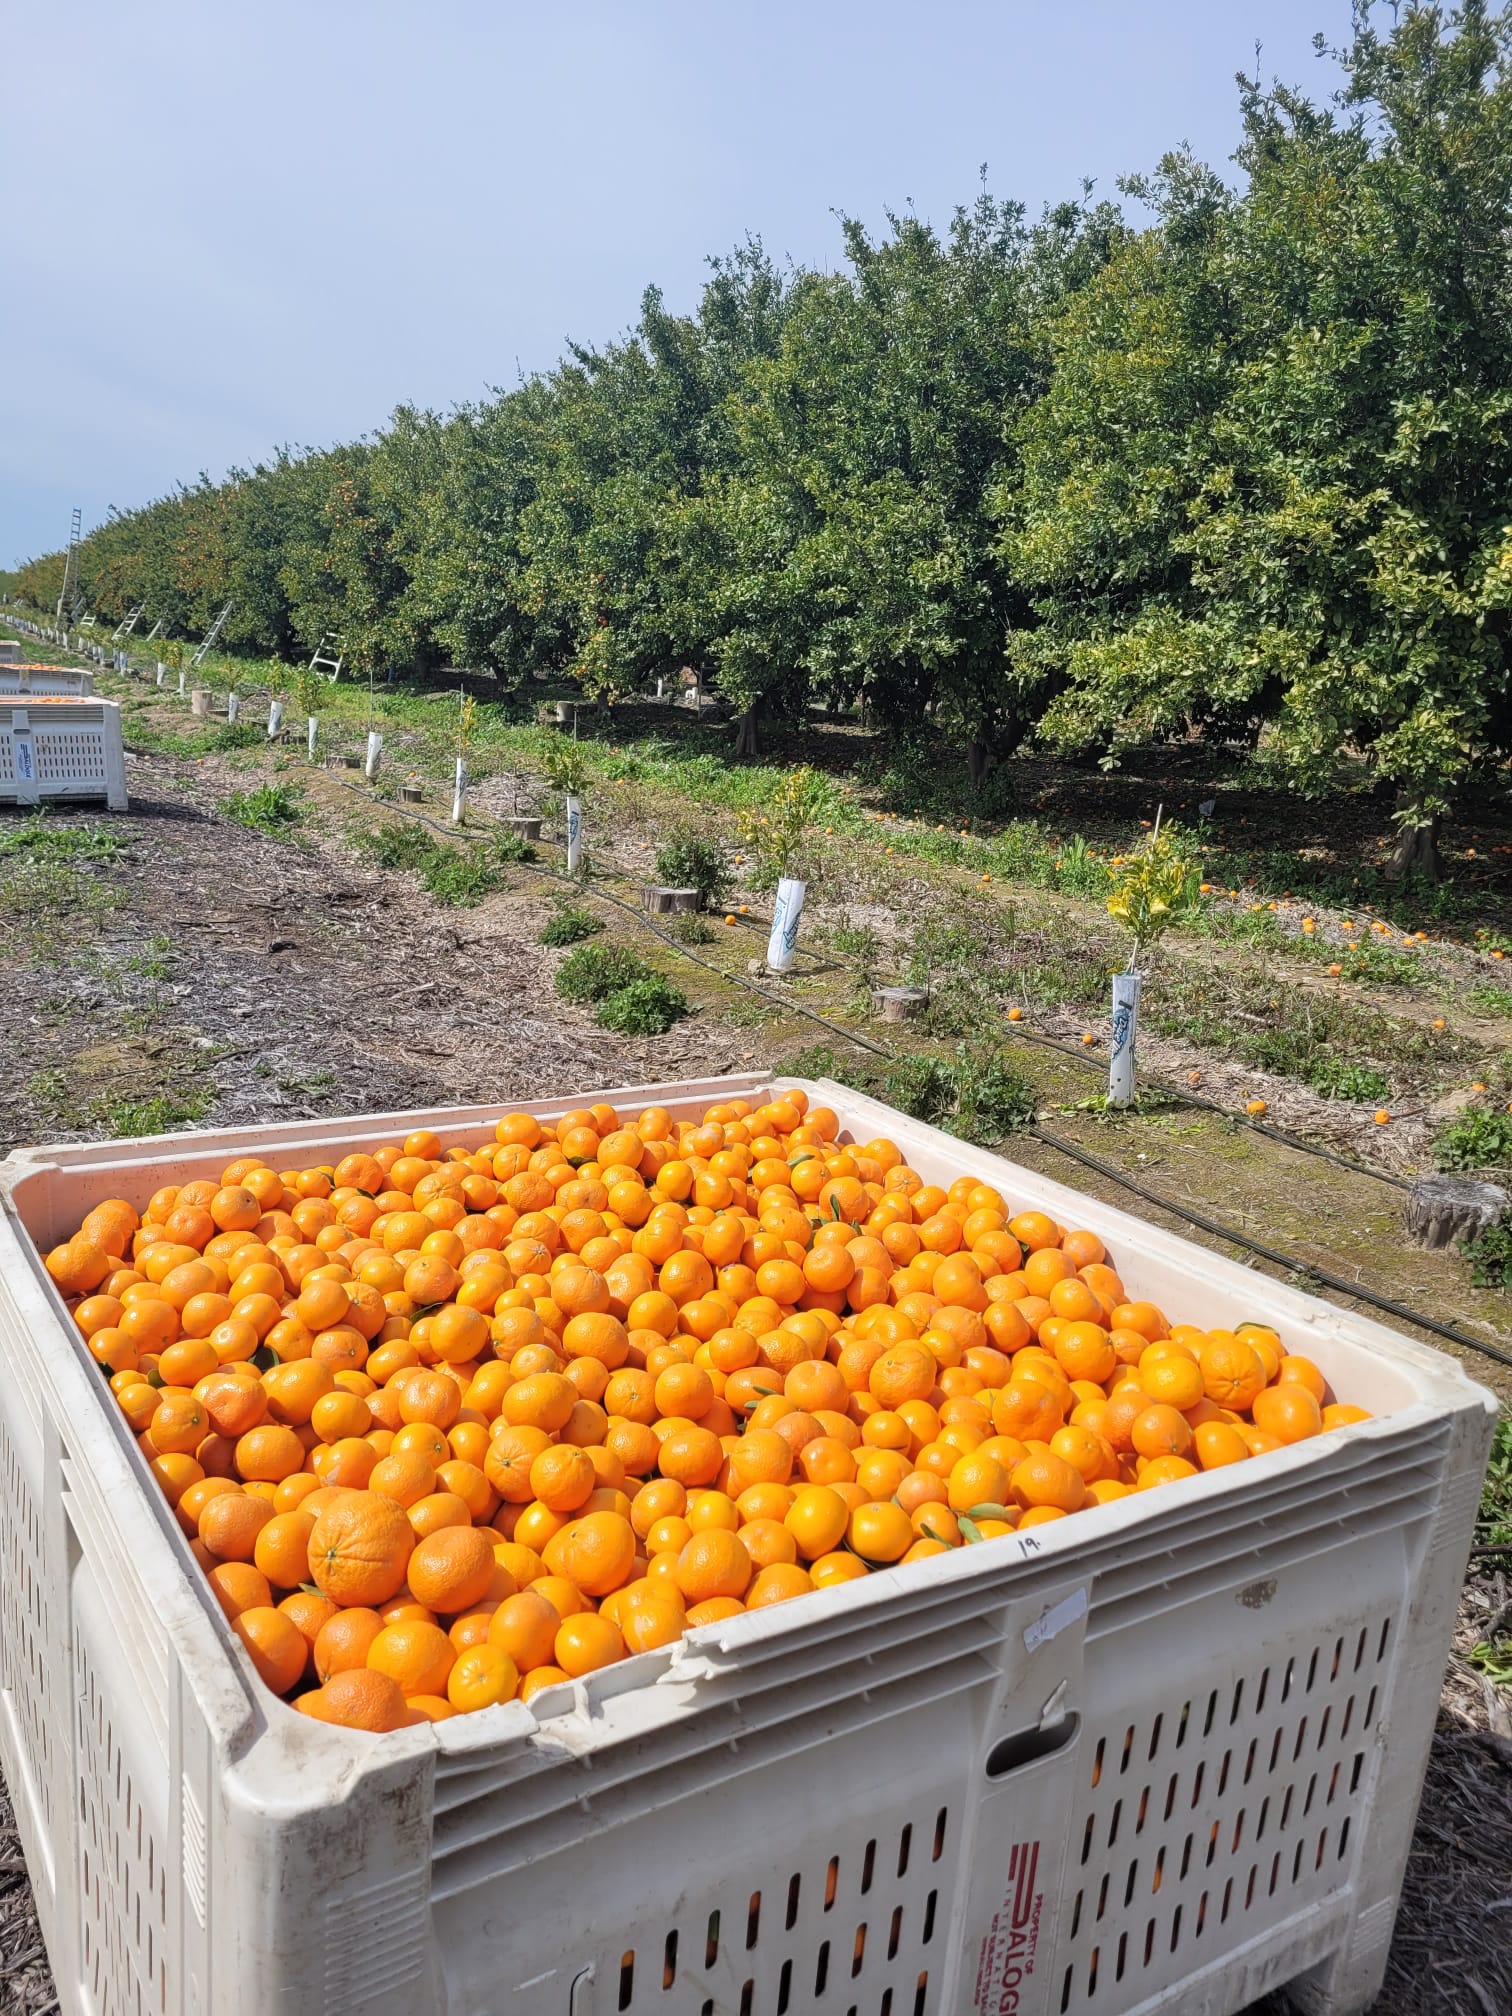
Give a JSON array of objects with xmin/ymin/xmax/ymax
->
[
  {"xmin": 734, "ymin": 702, "xmax": 761, "ymax": 758},
  {"xmin": 966, "ymin": 740, "xmax": 995, "ymax": 792},
  {"xmin": 1385, "ymin": 801, "xmax": 1443, "ymax": 883},
  {"xmin": 1403, "ymin": 1176, "xmax": 1507, "ymax": 1250}
]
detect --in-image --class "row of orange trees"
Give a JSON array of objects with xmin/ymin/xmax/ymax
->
[{"xmin": 14, "ymin": 5, "xmax": 1512, "ymax": 870}]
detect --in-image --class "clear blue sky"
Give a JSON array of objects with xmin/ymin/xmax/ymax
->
[{"xmin": 3, "ymin": 0, "xmax": 1354, "ymax": 570}]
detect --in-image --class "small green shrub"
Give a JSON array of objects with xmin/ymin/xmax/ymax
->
[
  {"xmin": 494, "ymin": 831, "xmax": 537, "ymax": 864},
  {"xmin": 555, "ymin": 942, "xmax": 648, "ymax": 1004},
  {"xmin": 1306, "ymin": 1060, "xmax": 1392, "ymax": 1103},
  {"xmin": 539, "ymin": 906, "xmax": 603, "ymax": 947},
  {"xmin": 1474, "ymin": 1412, "xmax": 1512, "ymax": 1549},
  {"xmin": 1333, "ymin": 943, "xmax": 1420, "ymax": 986},
  {"xmin": 422, "ymin": 848, "xmax": 503, "ymax": 906},
  {"xmin": 665, "ymin": 911, "xmax": 716, "ymax": 944},
  {"xmin": 355, "ymin": 822, "xmax": 439, "ymax": 872},
  {"xmin": 1435, "ymin": 1105, "xmax": 1512, "ymax": 1172},
  {"xmin": 654, "ymin": 827, "xmax": 729, "ymax": 910},
  {"xmin": 832, "ymin": 923, "xmax": 880, "ymax": 965},
  {"xmin": 775, "ymin": 1042, "xmax": 1033, "ymax": 1146},
  {"xmin": 1464, "ymin": 1218, "xmax": 1512, "ymax": 1290},
  {"xmin": 352, "ymin": 819, "xmax": 523, "ymax": 904},
  {"xmin": 222, "ymin": 783, "xmax": 302, "ymax": 834},
  {"xmin": 595, "ymin": 976, "xmax": 690, "ymax": 1035},
  {"xmin": 939, "ymin": 1048, "xmax": 1037, "ymax": 1143},
  {"xmin": 212, "ymin": 722, "xmax": 267, "ymax": 753}
]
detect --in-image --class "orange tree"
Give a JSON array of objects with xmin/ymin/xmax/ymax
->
[{"xmin": 1005, "ymin": 1, "xmax": 1512, "ymax": 882}]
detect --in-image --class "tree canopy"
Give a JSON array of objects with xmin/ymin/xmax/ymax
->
[{"xmin": 12, "ymin": 4, "xmax": 1512, "ymax": 871}]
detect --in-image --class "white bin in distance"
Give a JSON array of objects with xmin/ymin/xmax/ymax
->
[
  {"xmin": 0, "ymin": 697, "xmax": 127, "ymax": 811},
  {"xmin": 0, "ymin": 1076, "xmax": 1495, "ymax": 2016},
  {"xmin": 0, "ymin": 665, "xmax": 96, "ymax": 697}
]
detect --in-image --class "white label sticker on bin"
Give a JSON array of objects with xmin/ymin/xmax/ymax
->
[{"xmin": 1023, "ymin": 1587, "xmax": 1087, "ymax": 1651}]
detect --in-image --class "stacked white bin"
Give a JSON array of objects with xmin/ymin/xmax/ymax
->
[
  {"xmin": 0, "ymin": 666, "xmax": 97, "ymax": 697},
  {"xmin": 0, "ymin": 1076, "xmax": 1494, "ymax": 2016},
  {"xmin": 0, "ymin": 697, "xmax": 126, "ymax": 810}
]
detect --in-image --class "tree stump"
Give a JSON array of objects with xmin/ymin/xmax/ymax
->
[
  {"xmin": 190, "ymin": 689, "xmax": 212, "ymax": 717},
  {"xmin": 505, "ymin": 816, "xmax": 542, "ymax": 841},
  {"xmin": 873, "ymin": 985, "xmax": 929, "ymax": 1024},
  {"xmin": 551, "ymin": 700, "xmax": 576, "ymax": 726},
  {"xmin": 1403, "ymin": 1176, "xmax": 1507, "ymax": 1250},
  {"xmin": 643, "ymin": 886, "xmax": 701, "ymax": 915},
  {"xmin": 400, "ymin": 784, "xmax": 424, "ymax": 804}
]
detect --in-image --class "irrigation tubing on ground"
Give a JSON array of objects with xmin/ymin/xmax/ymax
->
[{"xmin": 323, "ymin": 773, "xmax": 1512, "ymax": 1379}]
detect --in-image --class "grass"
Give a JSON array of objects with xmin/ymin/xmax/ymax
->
[
  {"xmin": 831, "ymin": 922, "xmax": 881, "ymax": 965},
  {"xmin": 1475, "ymin": 1413, "xmax": 1512, "ymax": 1550},
  {"xmin": 0, "ymin": 812, "xmax": 121, "ymax": 863},
  {"xmin": 1147, "ymin": 961, "xmax": 1465, "ymax": 1102},
  {"xmin": 0, "ymin": 855, "xmax": 121, "ymax": 954},
  {"xmin": 222, "ymin": 783, "xmax": 302, "ymax": 834},
  {"xmin": 353, "ymin": 822, "xmax": 438, "ymax": 872},
  {"xmin": 421, "ymin": 848, "xmax": 505, "ymax": 906},
  {"xmin": 26, "ymin": 1067, "xmax": 69, "ymax": 1118},
  {"xmin": 1468, "ymin": 982, "xmax": 1512, "ymax": 1016},
  {"xmin": 124, "ymin": 934, "xmax": 173, "ymax": 981},
  {"xmin": 93, "ymin": 1087, "xmax": 212, "ymax": 1137}
]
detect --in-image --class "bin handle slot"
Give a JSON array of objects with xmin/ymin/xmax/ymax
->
[{"xmin": 986, "ymin": 1714, "xmax": 1080, "ymax": 1779}]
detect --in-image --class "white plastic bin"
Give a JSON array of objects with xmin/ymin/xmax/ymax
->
[
  {"xmin": 0, "ymin": 696, "xmax": 126, "ymax": 811},
  {"xmin": 0, "ymin": 1076, "xmax": 1495, "ymax": 2016},
  {"xmin": 0, "ymin": 665, "xmax": 96, "ymax": 697}
]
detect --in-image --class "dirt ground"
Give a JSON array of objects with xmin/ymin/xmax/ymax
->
[{"xmin": 0, "ymin": 707, "xmax": 1509, "ymax": 2012}]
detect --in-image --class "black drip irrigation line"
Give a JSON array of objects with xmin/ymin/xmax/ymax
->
[{"xmin": 324, "ymin": 772, "xmax": 1512, "ymax": 1379}]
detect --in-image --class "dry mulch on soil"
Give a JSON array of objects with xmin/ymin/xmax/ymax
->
[{"xmin": 1, "ymin": 760, "xmax": 766, "ymax": 1159}]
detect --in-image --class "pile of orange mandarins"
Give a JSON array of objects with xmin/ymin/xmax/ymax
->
[{"xmin": 44, "ymin": 1090, "xmax": 1370, "ymax": 1733}]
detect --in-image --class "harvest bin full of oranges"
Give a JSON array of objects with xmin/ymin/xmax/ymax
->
[
  {"xmin": 37, "ymin": 1086, "xmax": 1389, "ymax": 1728},
  {"xmin": 0, "ymin": 1076, "xmax": 1494, "ymax": 2016}
]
